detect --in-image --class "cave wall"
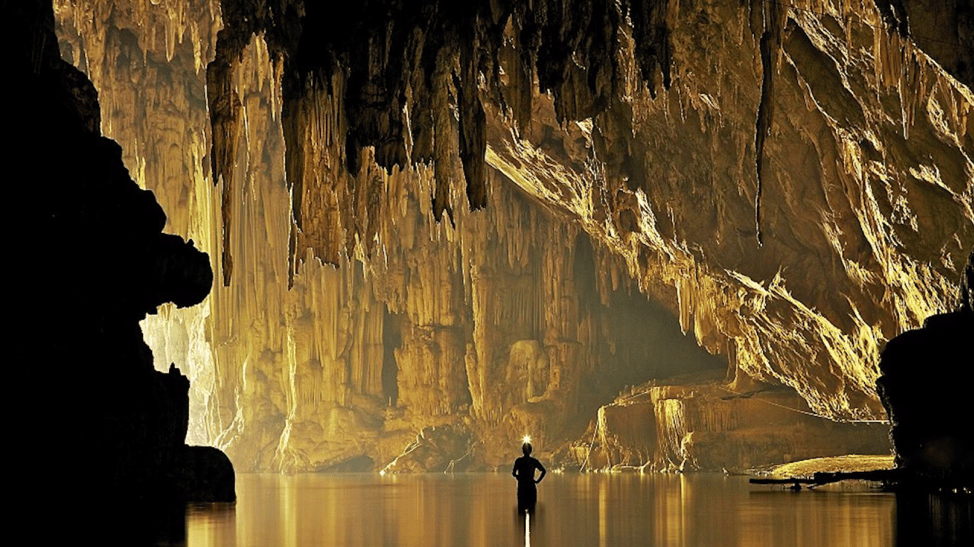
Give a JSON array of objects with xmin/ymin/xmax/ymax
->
[
  {"xmin": 52, "ymin": 0, "xmax": 973, "ymax": 472},
  {"xmin": 487, "ymin": 0, "xmax": 973, "ymax": 421}
]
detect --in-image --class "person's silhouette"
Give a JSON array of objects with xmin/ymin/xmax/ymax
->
[{"xmin": 512, "ymin": 441, "xmax": 546, "ymax": 514}]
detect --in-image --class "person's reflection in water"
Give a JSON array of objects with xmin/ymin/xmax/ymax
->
[{"xmin": 512, "ymin": 441, "xmax": 547, "ymax": 514}]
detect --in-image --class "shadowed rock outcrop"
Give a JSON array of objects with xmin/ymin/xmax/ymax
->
[
  {"xmin": 877, "ymin": 249, "xmax": 974, "ymax": 490},
  {"xmin": 4, "ymin": 0, "xmax": 233, "ymax": 521}
]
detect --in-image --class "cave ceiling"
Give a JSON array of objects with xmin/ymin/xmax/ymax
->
[{"xmin": 52, "ymin": 0, "xmax": 973, "ymax": 471}]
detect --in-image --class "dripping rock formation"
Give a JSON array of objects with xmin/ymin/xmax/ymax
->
[
  {"xmin": 49, "ymin": 0, "xmax": 973, "ymax": 474},
  {"xmin": 5, "ymin": 0, "xmax": 234, "ymax": 521}
]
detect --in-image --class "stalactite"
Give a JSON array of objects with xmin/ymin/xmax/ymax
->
[
  {"xmin": 55, "ymin": 0, "xmax": 974, "ymax": 473},
  {"xmin": 753, "ymin": 0, "xmax": 787, "ymax": 248},
  {"xmin": 199, "ymin": 0, "xmax": 684, "ymax": 275}
]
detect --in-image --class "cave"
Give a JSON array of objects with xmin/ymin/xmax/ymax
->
[{"xmin": 6, "ymin": 0, "xmax": 973, "ymax": 544}]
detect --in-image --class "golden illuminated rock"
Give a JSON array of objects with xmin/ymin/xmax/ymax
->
[
  {"xmin": 581, "ymin": 372, "xmax": 890, "ymax": 472},
  {"xmin": 54, "ymin": 0, "xmax": 973, "ymax": 472}
]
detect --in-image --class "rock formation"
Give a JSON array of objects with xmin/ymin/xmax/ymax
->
[
  {"xmin": 4, "ymin": 0, "xmax": 233, "ymax": 522},
  {"xmin": 50, "ymin": 0, "xmax": 972, "ymax": 473},
  {"xmin": 877, "ymin": 249, "xmax": 973, "ymax": 490},
  {"xmin": 579, "ymin": 371, "xmax": 891, "ymax": 472}
]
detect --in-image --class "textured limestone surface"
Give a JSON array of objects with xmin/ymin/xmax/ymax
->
[
  {"xmin": 577, "ymin": 371, "xmax": 890, "ymax": 473},
  {"xmin": 54, "ymin": 0, "xmax": 973, "ymax": 472}
]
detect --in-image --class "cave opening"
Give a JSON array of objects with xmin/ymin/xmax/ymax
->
[{"xmin": 568, "ymin": 229, "xmax": 731, "ymax": 430}]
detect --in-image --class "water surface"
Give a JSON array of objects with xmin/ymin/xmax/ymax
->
[{"xmin": 185, "ymin": 472, "xmax": 969, "ymax": 546}]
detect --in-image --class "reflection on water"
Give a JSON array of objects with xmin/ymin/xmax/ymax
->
[{"xmin": 185, "ymin": 473, "xmax": 970, "ymax": 547}]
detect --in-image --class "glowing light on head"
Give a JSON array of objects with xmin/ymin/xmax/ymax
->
[{"xmin": 523, "ymin": 435, "xmax": 532, "ymax": 445}]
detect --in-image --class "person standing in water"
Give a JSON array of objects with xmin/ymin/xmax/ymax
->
[{"xmin": 512, "ymin": 441, "xmax": 546, "ymax": 513}]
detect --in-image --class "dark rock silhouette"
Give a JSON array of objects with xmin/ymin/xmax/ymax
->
[
  {"xmin": 877, "ymin": 248, "xmax": 974, "ymax": 490},
  {"xmin": 177, "ymin": 445, "xmax": 238, "ymax": 502},
  {"xmin": 3, "ymin": 0, "xmax": 233, "ymax": 529}
]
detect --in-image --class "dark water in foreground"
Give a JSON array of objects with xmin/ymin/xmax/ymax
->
[{"xmin": 185, "ymin": 473, "xmax": 971, "ymax": 547}]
